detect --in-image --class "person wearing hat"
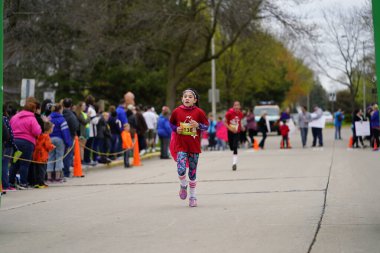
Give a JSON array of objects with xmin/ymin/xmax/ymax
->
[{"xmin": 62, "ymin": 98, "xmax": 79, "ymax": 179}]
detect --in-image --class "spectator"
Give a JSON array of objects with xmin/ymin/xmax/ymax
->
[
  {"xmin": 298, "ymin": 106, "xmax": 311, "ymax": 148},
  {"xmin": 215, "ymin": 116, "xmax": 228, "ymax": 151},
  {"xmin": 310, "ymin": 105, "xmax": 324, "ymax": 147},
  {"xmin": 135, "ymin": 107, "xmax": 148, "ymax": 156},
  {"xmin": 108, "ymin": 105, "xmax": 122, "ymax": 159},
  {"xmin": 48, "ymin": 104, "xmax": 72, "ymax": 183},
  {"xmin": 143, "ymin": 106, "xmax": 158, "ymax": 153},
  {"xmin": 9, "ymin": 97, "xmax": 42, "ymax": 189},
  {"xmin": 83, "ymin": 95, "xmax": 100, "ymax": 165},
  {"xmin": 75, "ymin": 101, "xmax": 90, "ymax": 160},
  {"xmin": 62, "ymin": 98, "xmax": 79, "ymax": 179},
  {"xmin": 207, "ymin": 113, "xmax": 217, "ymax": 150},
  {"xmin": 352, "ymin": 109, "xmax": 365, "ymax": 148},
  {"xmin": 280, "ymin": 120, "xmax": 290, "ymax": 149},
  {"xmin": 121, "ymin": 124, "xmax": 133, "ymax": 168},
  {"xmin": 157, "ymin": 106, "xmax": 172, "ymax": 159},
  {"xmin": 31, "ymin": 121, "xmax": 55, "ymax": 188},
  {"xmin": 96, "ymin": 112, "xmax": 112, "ymax": 163},
  {"xmin": 246, "ymin": 109, "xmax": 257, "ymax": 146},
  {"xmin": 334, "ymin": 108, "xmax": 344, "ymax": 140},
  {"xmin": 370, "ymin": 104, "xmax": 379, "ymax": 150},
  {"xmin": 2, "ymin": 106, "xmax": 18, "ymax": 192},
  {"xmin": 258, "ymin": 112, "xmax": 268, "ymax": 149}
]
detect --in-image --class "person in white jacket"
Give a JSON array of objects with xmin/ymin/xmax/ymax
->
[
  {"xmin": 143, "ymin": 106, "xmax": 158, "ymax": 153},
  {"xmin": 83, "ymin": 95, "xmax": 100, "ymax": 164}
]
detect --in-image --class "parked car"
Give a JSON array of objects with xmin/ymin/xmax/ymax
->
[
  {"xmin": 323, "ymin": 111, "xmax": 333, "ymax": 123},
  {"xmin": 254, "ymin": 105, "xmax": 280, "ymax": 133}
]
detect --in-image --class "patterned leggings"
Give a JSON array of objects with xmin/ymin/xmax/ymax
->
[{"xmin": 177, "ymin": 152, "xmax": 199, "ymax": 181}]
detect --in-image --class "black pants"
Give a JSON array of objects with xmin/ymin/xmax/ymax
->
[
  {"xmin": 248, "ymin": 129, "xmax": 257, "ymax": 143},
  {"xmin": 373, "ymin": 128, "xmax": 380, "ymax": 148},
  {"xmin": 353, "ymin": 128, "xmax": 364, "ymax": 147},
  {"xmin": 30, "ymin": 163, "xmax": 47, "ymax": 186},
  {"xmin": 160, "ymin": 137, "xmax": 170, "ymax": 158},
  {"xmin": 312, "ymin": 128, "xmax": 323, "ymax": 146},
  {"xmin": 208, "ymin": 132, "xmax": 217, "ymax": 150},
  {"xmin": 228, "ymin": 131, "xmax": 239, "ymax": 155},
  {"xmin": 282, "ymin": 136, "xmax": 289, "ymax": 148},
  {"xmin": 259, "ymin": 131, "xmax": 267, "ymax": 148}
]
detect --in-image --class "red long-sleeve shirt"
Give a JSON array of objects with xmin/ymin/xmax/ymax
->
[{"xmin": 170, "ymin": 105, "xmax": 208, "ymax": 153}]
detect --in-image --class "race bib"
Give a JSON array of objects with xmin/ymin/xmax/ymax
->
[
  {"xmin": 229, "ymin": 123, "xmax": 238, "ymax": 131},
  {"xmin": 180, "ymin": 122, "xmax": 197, "ymax": 136}
]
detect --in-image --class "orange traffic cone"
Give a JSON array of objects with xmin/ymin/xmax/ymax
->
[
  {"xmin": 133, "ymin": 133, "xmax": 142, "ymax": 166},
  {"xmin": 73, "ymin": 136, "xmax": 84, "ymax": 177},
  {"xmin": 374, "ymin": 140, "xmax": 378, "ymax": 150},
  {"xmin": 348, "ymin": 136, "xmax": 353, "ymax": 148},
  {"xmin": 253, "ymin": 139, "xmax": 259, "ymax": 150}
]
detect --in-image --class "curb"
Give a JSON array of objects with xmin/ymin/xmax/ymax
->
[{"xmin": 83, "ymin": 152, "xmax": 161, "ymax": 171}]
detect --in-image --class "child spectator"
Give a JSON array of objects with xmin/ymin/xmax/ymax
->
[
  {"xmin": 215, "ymin": 116, "xmax": 228, "ymax": 151},
  {"xmin": 97, "ymin": 112, "xmax": 112, "ymax": 164},
  {"xmin": 121, "ymin": 124, "xmax": 133, "ymax": 168},
  {"xmin": 32, "ymin": 122, "xmax": 55, "ymax": 188},
  {"xmin": 280, "ymin": 120, "xmax": 290, "ymax": 149}
]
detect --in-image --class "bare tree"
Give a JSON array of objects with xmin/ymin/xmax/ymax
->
[{"xmin": 313, "ymin": 6, "xmax": 371, "ymax": 112}]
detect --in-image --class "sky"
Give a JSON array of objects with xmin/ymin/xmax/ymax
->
[{"xmin": 278, "ymin": 0, "xmax": 370, "ymax": 92}]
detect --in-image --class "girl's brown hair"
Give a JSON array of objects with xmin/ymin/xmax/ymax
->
[
  {"xmin": 23, "ymin": 97, "xmax": 38, "ymax": 112},
  {"xmin": 44, "ymin": 121, "xmax": 54, "ymax": 132}
]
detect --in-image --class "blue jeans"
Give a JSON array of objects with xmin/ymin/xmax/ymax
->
[
  {"xmin": 111, "ymin": 134, "xmax": 121, "ymax": 155},
  {"xmin": 300, "ymin": 128, "xmax": 308, "ymax": 147},
  {"xmin": 9, "ymin": 139, "xmax": 35, "ymax": 185},
  {"xmin": 47, "ymin": 137, "xmax": 65, "ymax": 172},
  {"xmin": 335, "ymin": 125, "xmax": 342, "ymax": 139},
  {"xmin": 63, "ymin": 147, "xmax": 74, "ymax": 177},
  {"xmin": 2, "ymin": 147, "xmax": 13, "ymax": 189}
]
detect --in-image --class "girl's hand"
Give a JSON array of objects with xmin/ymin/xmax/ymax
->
[
  {"xmin": 177, "ymin": 126, "xmax": 183, "ymax": 134},
  {"xmin": 189, "ymin": 120, "xmax": 199, "ymax": 128}
]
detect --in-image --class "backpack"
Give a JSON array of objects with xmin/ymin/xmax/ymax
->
[{"xmin": 337, "ymin": 114, "xmax": 343, "ymax": 122}]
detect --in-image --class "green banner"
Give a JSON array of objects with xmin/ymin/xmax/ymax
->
[{"xmin": 373, "ymin": 0, "xmax": 380, "ymax": 106}]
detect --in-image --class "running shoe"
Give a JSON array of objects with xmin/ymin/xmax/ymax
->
[
  {"xmin": 179, "ymin": 185, "xmax": 188, "ymax": 200},
  {"xmin": 5, "ymin": 187, "xmax": 17, "ymax": 192},
  {"xmin": 232, "ymin": 164, "xmax": 237, "ymax": 171},
  {"xmin": 189, "ymin": 197, "xmax": 197, "ymax": 207}
]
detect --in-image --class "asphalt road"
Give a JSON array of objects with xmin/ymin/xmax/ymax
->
[{"xmin": 1, "ymin": 128, "xmax": 379, "ymax": 253}]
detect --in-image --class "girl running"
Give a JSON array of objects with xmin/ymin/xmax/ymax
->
[
  {"xmin": 224, "ymin": 101, "xmax": 244, "ymax": 171},
  {"xmin": 170, "ymin": 88, "xmax": 209, "ymax": 207}
]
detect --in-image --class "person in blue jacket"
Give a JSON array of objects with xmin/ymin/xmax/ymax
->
[
  {"xmin": 157, "ymin": 106, "xmax": 172, "ymax": 159},
  {"xmin": 48, "ymin": 104, "xmax": 73, "ymax": 183},
  {"xmin": 370, "ymin": 104, "xmax": 380, "ymax": 150},
  {"xmin": 334, "ymin": 108, "xmax": 344, "ymax": 140}
]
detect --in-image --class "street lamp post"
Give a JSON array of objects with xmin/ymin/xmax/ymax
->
[
  {"xmin": 362, "ymin": 41, "xmax": 366, "ymax": 114},
  {"xmin": 210, "ymin": 4, "xmax": 216, "ymax": 117}
]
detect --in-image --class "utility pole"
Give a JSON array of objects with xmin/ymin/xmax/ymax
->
[
  {"xmin": 363, "ymin": 41, "xmax": 366, "ymax": 114},
  {"xmin": 210, "ymin": 3, "xmax": 216, "ymax": 117}
]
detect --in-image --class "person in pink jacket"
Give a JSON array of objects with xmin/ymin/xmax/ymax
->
[
  {"xmin": 9, "ymin": 97, "xmax": 42, "ymax": 189},
  {"xmin": 216, "ymin": 116, "xmax": 228, "ymax": 150}
]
